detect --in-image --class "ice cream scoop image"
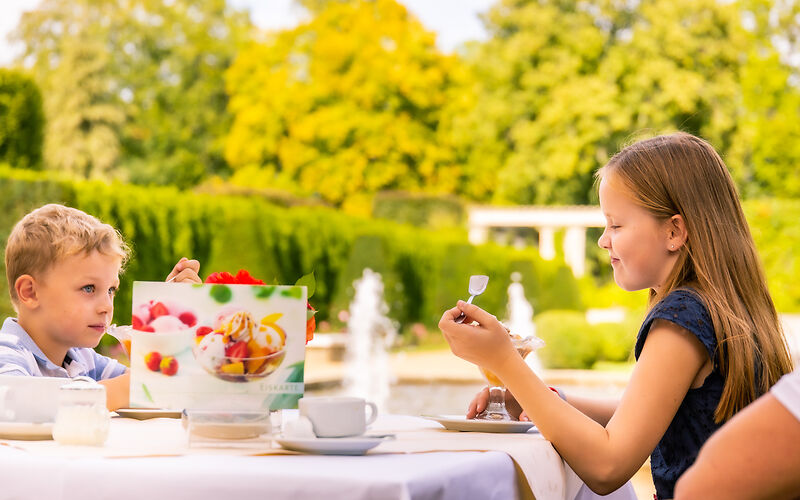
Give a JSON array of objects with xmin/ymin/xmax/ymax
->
[
  {"xmin": 195, "ymin": 332, "xmax": 226, "ymax": 370},
  {"xmin": 149, "ymin": 314, "xmax": 188, "ymax": 333},
  {"xmin": 132, "ymin": 300, "xmax": 200, "ymax": 333}
]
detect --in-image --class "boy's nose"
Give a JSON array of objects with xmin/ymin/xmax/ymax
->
[{"xmin": 97, "ymin": 293, "xmax": 114, "ymax": 314}]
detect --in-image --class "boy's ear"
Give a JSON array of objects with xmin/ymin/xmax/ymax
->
[{"xmin": 14, "ymin": 275, "xmax": 40, "ymax": 309}]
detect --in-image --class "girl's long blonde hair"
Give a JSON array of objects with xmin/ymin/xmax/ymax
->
[{"xmin": 598, "ymin": 132, "xmax": 793, "ymax": 422}]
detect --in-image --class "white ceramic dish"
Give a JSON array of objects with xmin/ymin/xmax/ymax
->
[
  {"xmin": 115, "ymin": 408, "xmax": 182, "ymax": 420},
  {"xmin": 0, "ymin": 421, "xmax": 54, "ymax": 440},
  {"xmin": 275, "ymin": 435, "xmax": 389, "ymax": 455},
  {"xmin": 423, "ymin": 414, "xmax": 537, "ymax": 433}
]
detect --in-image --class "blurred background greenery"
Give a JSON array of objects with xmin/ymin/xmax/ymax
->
[{"xmin": 2, "ymin": 0, "xmax": 799, "ymax": 368}]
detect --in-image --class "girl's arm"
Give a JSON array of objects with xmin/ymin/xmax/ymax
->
[
  {"xmin": 674, "ymin": 393, "xmax": 800, "ymax": 500},
  {"xmin": 99, "ymin": 372, "xmax": 130, "ymax": 411},
  {"xmin": 441, "ymin": 302, "xmax": 708, "ymax": 495}
]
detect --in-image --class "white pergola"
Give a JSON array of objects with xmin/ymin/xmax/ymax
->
[{"xmin": 468, "ymin": 206, "xmax": 606, "ymax": 277}]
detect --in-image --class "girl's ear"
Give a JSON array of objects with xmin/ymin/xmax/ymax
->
[
  {"xmin": 15, "ymin": 275, "xmax": 39, "ymax": 309},
  {"xmin": 666, "ymin": 214, "xmax": 688, "ymax": 252}
]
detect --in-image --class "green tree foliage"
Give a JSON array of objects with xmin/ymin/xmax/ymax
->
[
  {"xmin": 11, "ymin": 0, "xmax": 251, "ymax": 187},
  {"xmin": 0, "ymin": 69, "xmax": 44, "ymax": 169},
  {"xmin": 727, "ymin": 0, "xmax": 800, "ymax": 197},
  {"xmin": 224, "ymin": 0, "xmax": 463, "ymax": 211},
  {"xmin": 444, "ymin": 0, "xmax": 800, "ymax": 204},
  {"xmin": 43, "ymin": 39, "xmax": 125, "ymax": 177}
]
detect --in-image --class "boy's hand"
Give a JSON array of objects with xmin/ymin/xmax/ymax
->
[
  {"xmin": 467, "ymin": 386, "xmax": 526, "ymax": 420},
  {"xmin": 99, "ymin": 372, "xmax": 130, "ymax": 411},
  {"xmin": 166, "ymin": 257, "xmax": 201, "ymax": 283}
]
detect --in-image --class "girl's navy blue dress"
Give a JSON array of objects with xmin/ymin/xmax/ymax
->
[{"xmin": 634, "ymin": 289, "xmax": 724, "ymax": 499}]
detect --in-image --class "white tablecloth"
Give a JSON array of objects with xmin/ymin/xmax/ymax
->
[{"xmin": 0, "ymin": 414, "xmax": 636, "ymax": 500}]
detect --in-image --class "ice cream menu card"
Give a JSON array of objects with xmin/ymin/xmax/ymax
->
[{"xmin": 129, "ymin": 282, "xmax": 307, "ymax": 411}]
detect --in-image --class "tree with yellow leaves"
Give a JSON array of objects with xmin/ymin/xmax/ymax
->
[{"xmin": 224, "ymin": 0, "xmax": 463, "ymax": 212}]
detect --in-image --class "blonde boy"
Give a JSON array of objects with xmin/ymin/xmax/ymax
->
[{"xmin": 0, "ymin": 204, "xmax": 200, "ymax": 409}]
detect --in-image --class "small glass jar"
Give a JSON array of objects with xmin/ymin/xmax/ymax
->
[{"xmin": 52, "ymin": 378, "xmax": 109, "ymax": 446}]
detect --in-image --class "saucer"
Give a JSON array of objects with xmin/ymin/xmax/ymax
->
[
  {"xmin": 115, "ymin": 408, "xmax": 183, "ymax": 420},
  {"xmin": 275, "ymin": 435, "xmax": 389, "ymax": 455},
  {"xmin": 423, "ymin": 415, "xmax": 536, "ymax": 433},
  {"xmin": 0, "ymin": 421, "xmax": 54, "ymax": 440}
]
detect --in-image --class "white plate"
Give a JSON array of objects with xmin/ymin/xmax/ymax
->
[
  {"xmin": 0, "ymin": 421, "xmax": 53, "ymax": 440},
  {"xmin": 275, "ymin": 436, "xmax": 389, "ymax": 455},
  {"xmin": 115, "ymin": 408, "xmax": 182, "ymax": 420},
  {"xmin": 423, "ymin": 415, "xmax": 536, "ymax": 433}
]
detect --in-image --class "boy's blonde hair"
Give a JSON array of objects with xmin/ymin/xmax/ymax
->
[
  {"xmin": 597, "ymin": 132, "xmax": 793, "ymax": 422},
  {"xmin": 5, "ymin": 204, "xmax": 130, "ymax": 304}
]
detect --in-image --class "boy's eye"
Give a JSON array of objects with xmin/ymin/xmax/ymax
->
[{"xmin": 81, "ymin": 285, "xmax": 95, "ymax": 293}]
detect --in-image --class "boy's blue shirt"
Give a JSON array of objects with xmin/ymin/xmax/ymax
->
[{"xmin": 0, "ymin": 317, "xmax": 127, "ymax": 380}]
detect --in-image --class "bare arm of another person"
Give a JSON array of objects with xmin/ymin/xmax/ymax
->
[
  {"xmin": 441, "ymin": 301, "xmax": 708, "ymax": 495},
  {"xmin": 100, "ymin": 372, "xmax": 130, "ymax": 411},
  {"xmin": 674, "ymin": 393, "xmax": 800, "ymax": 500},
  {"xmin": 559, "ymin": 394, "xmax": 619, "ymax": 427}
]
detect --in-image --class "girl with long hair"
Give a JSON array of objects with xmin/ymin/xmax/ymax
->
[{"xmin": 439, "ymin": 132, "xmax": 793, "ymax": 499}]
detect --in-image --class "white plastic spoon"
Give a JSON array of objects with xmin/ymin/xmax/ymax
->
[{"xmin": 454, "ymin": 275, "xmax": 489, "ymax": 324}]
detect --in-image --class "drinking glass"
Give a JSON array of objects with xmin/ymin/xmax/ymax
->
[{"xmin": 476, "ymin": 335, "xmax": 543, "ymax": 421}]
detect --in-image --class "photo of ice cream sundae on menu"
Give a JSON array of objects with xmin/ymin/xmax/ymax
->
[{"xmin": 193, "ymin": 310, "xmax": 287, "ymax": 382}]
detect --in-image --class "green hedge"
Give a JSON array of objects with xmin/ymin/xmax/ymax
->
[
  {"xmin": 0, "ymin": 167, "xmax": 582, "ymax": 336},
  {"xmin": 372, "ymin": 191, "xmax": 465, "ymax": 230},
  {"xmin": 535, "ymin": 310, "xmax": 642, "ymax": 369}
]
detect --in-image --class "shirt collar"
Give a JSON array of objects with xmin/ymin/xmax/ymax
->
[{"xmin": 1, "ymin": 317, "xmax": 88, "ymax": 375}]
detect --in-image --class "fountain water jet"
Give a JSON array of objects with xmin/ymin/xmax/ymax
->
[
  {"xmin": 505, "ymin": 272, "xmax": 544, "ymax": 375},
  {"xmin": 343, "ymin": 268, "xmax": 397, "ymax": 413}
]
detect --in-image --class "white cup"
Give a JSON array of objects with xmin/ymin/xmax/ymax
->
[
  {"xmin": 298, "ymin": 396, "xmax": 378, "ymax": 438},
  {"xmin": 0, "ymin": 375, "xmax": 72, "ymax": 423}
]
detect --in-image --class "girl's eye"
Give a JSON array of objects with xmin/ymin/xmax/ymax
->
[
  {"xmin": 609, "ymin": 225, "xmax": 621, "ymax": 230},
  {"xmin": 82, "ymin": 285, "xmax": 95, "ymax": 293},
  {"xmin": 108, "ymin": 287, "xmax": 117, "ymax": 297}
]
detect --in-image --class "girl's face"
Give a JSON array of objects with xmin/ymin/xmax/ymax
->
[{"xmin": 597, "ymin": 177, "xmax": 679, "ymax": 292}]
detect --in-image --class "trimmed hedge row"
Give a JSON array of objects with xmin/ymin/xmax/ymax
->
[
  {"xmin": 0, "ymin": 167, "xmax": 583, "ymax": 335},
  {"xmin": 535, "ymin": 310, "xmax": 643, "ymax": 369}
]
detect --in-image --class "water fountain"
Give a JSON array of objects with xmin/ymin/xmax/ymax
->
[
  {"xmin": 342, "ymin": 268, "xmax": 397, "ymax": 413},
  {"xmin": 505, "ymin": 272, "xmax": 544, "ymax": 375}
]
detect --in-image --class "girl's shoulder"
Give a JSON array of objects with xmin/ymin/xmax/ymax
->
[
  {"xmin": 635, "ymin": 288, "xmax": 716, "ymax": 360},
  {"xmin": 653, "ymin": 287, "xmax": 711, "ymax": 316}
]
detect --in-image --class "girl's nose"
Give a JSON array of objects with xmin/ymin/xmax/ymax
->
[{"xmin": 598, "ymin": 228, "xmax": 610, "ymax": 249}]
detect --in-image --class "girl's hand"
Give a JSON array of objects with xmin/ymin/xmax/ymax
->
[
  {"xmin": 438, "ymin": 300, "xmax": 516, "ymax": 374},
  {"xmin": 467, "ymin": 386, "xmax": 527, "ymax": 420},
  {"xmin": 166, "ymin": 257, "xmax": 201, "ymax": 284}
]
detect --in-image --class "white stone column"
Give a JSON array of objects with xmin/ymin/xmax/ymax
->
[
  {"xmin": 468, "ymin": 225, "xmax": 489, "ymax": 245},
  {"xmin": 564, "ymin": 226, "xmax": 587, "ymax": 277},
  {"xmin": 538, "ymin": 227, "xmax": 556, "ymax": 260}
]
